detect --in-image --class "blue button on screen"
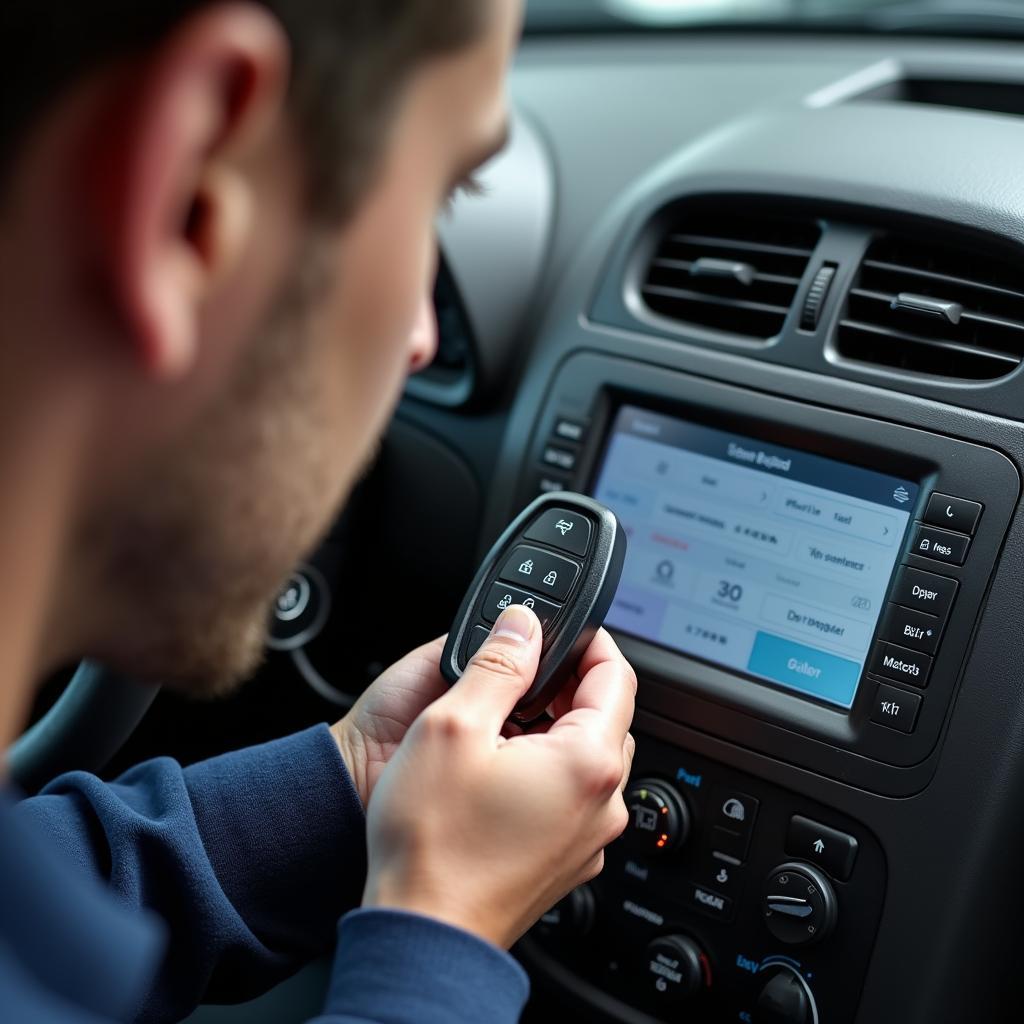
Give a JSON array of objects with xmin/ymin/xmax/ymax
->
[{"xmin": 747, "ymin": 632, "xmax": 862, "ymax": 708}]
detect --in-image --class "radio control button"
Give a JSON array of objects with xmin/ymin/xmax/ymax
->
[
  {"xmin": 892, "ymin": 567, "xmax": 958, "ymax": 619},
  {"xmin": 786, "ymin": 816, "xmax": 859, "ymax": 881},
  {"xmin": 708, "ymin": 788, "xmax": 759, "ymax": 860},
  {"xmin": 542, "ymin": 446, "xmax": 577, "ymax": 473},
  {"xmin": 911, "ymin": 524, "xmax": 970, "ymax": 566},
  {"xmin": 710, "ymin": 789, "xmax": 759, "ymax": 834},
  {"xmin": 870, "ymin": 682, "xmax": 922, "ymax": 733},
  {"xmin": 554, "ymin": 419, "xmax": 587, "ymax": 444},
  {"xmin": 696, "ymin": 852, "xmax": 744, "ymax": 898},
  {"xmin": 880, "ymin": 603, "xmax": 943, "ymax": 654},
  {"xmin": 537, "ymin": 475, "xmax": 570, "ymax": 495},
  {"xmin": 869, "ymin": 641, "xmax": 933, "ymax": 688},
  {"xmin": 686, "ymin": 882, "xmax": 735, "ymax": 923},
  {"xmin": 924, "ymin": 493, "xmax": 983, "ymax": 535}
]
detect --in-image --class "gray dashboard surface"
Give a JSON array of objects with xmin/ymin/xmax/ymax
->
[
  {"xmin": 409, "ymin": 28, "xmax": 1024, "ymax": 1024},
  {"xmin": 508, "ymin": 34, "xmax": 1024, "ymax": 304}
]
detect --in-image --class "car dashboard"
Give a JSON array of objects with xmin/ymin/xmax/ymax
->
[{"xmin": 407, "ymin": 31, "xmax": 1024, "ymax": 1024}]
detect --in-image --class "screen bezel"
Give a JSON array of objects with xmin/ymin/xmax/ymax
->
[{"xmin": 589, "ymin": 403, "xmax": 919, "ymax": 712}]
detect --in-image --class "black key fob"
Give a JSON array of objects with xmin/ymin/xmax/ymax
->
[{"xmin": 440, "ymin": 492, "xmax": 627, "ymax": 722}]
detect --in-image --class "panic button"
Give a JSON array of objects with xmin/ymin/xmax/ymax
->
[{"xmin": 525, "ymin": 508, "xmax": 592, "ymax": 557}]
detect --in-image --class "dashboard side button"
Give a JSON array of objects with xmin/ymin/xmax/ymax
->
[
  {"xmin": 892, "ymin": 566, "xmax": 958, "ymax": 619},
  {"xmin": 880, "ymin": 603, "xmax": 943, "ymax": 654},
  {"xmin": 554, "ymin": 419, "xmax": 587, "ymax": 444},
  {"xmin": 924, "ymin": 493, "xmax": 983, "ymax": 535},
  {"xmin": 869, "ymin": 641, "xmax": 933, "ymax": 688},
  {"xmin": 870, "ymin": 683, "xmax": 921, "ymax": 733},
  {"xmin": 910, "ymin": 524, "xmax": 971, "ymax": 566}
]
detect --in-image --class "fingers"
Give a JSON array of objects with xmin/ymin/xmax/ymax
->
[
  {"xmin": 574, "ymin": 629, "xmax": 636, "ymax": 691},
  {"xmin": 620, "ymin": 731, "xmax": 636, "ymax": 792},
  {"xmin": 442, "ymin": 605, "xmax": 542, "ymax": 735},
  {"xmin": 552, "ymin": 633, "xmax": 636, "ymax": 748}
]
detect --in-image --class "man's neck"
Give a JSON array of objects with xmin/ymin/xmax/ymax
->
[{"xmin": 0, "ymin": 364, "xmax": 93, "ymax": 765}]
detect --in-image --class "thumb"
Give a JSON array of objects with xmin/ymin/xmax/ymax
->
[{"xmin": 447, "ymin": 605, "xmax": 543, "ymax": 734}]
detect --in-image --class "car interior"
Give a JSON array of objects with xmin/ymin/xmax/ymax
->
[{"xmin": 11, "ymin": 1, "xmax": 1024, "ymax": 1021}]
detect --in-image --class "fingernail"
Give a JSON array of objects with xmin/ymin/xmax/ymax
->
[{"xmin": 492, "ymin": 604, "xmax": 535, "ymax": 644}]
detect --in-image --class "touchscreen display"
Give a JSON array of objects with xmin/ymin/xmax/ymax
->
[{"xmin": 591, "ymin": 406, "xmax": 919, "ymax": 709}]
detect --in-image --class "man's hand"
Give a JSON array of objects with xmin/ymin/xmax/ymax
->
[
  {"xmin": 359, "ymin": 604, "xmax": 637, "ymax": 950},
  {"xmin": 331, "ymin": 636, "xmax": 451, "ymax": 808}
]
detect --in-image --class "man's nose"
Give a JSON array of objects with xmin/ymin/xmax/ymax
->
[{"xmin": 408, "ymin": 294, "xmax": 438, "ymax": 374}]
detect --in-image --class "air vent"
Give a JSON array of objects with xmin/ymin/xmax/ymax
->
[
  {"xmin": 639, "ymin": 205, "xmax": 821, "ymax": 341},
  {"xmin": 837, "ymin": 235, "xmax": 1024, "ymax": 381}
]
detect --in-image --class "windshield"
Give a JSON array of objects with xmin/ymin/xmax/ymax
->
[{"xmin": 525, "ymin": 0, "xmax": 1024, "ymax": 36}]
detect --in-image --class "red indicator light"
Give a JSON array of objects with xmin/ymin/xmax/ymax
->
[
  {"xmin": 656, "ymin": 833, "xmax": 669, "ymax": 848},
  {"xmin": 660, "ymin": 806, "xmax": 668, "ymax": 814}
]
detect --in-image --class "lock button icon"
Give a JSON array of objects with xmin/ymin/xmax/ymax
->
[
  {"xmin": 519, "ymin": 559, "xmax": 535, "ymax": 576},
  {"xmin": 543, "ymin": 570, "xmax": 558, "ymax": 587}
]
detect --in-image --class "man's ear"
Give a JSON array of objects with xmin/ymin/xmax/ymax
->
[{"xmin": 85, "ymin": 3, "xmax": 291, "ymax": 379}]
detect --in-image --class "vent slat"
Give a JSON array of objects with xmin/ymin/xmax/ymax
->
[
  {"xmin": 651, "ymin": 258, "xmax": 802, "ymax": 286},
  {"xmin": 839, "ymin": 320, "xmax": 1022, "ymax": 370},
  {"xmin": 862, "ymin": 259, "xmax": 1024, "ymax": 304},
  {"xmin": 669, "ymin": 234, "xmax": 815, "ymax": 258},
  {"xmin": 642, "ymin": 285, "xmax": 790, "ymax": 316},
  {"xmin": 640, "ymin": 205, "xmax": 820, "ymax": 341},
  {"xmin": 837, "ymin": 234, "xmax": 1024, "ymax": 381}
]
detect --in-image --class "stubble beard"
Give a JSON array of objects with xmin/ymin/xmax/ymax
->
[{"xmin": 78, "ymin": 240, "xmax": 353, "ymax": 700}]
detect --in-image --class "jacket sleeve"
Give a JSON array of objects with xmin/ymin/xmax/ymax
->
[
  {"xmin": 312, "ymin": 909, "xmax": 530, "ymax": 1024},
  {"xmin": 15, "ymin": 724, "xmax": 367, "ymax": 1024}
]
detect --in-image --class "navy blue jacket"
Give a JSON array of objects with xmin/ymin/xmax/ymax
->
[{"xmin": 0, "ymin": 725, "xmax": 529, "ymax": 1023}]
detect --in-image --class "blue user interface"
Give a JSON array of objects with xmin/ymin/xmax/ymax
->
[{"xmin": 591, "ymin": 406, "xmax": 919, "ymax": 709}]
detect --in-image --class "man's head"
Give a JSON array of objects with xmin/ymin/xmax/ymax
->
[{"xmin": 0, "ymin": 1, "xmax": 521, "ymax": 693}]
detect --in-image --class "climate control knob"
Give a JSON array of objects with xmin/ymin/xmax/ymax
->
[
  {"xmin": 623, "ymin": 778, "xmax": 691, "ymax": 855},
  {"xmin": 642, "ymin": 934, "xmax": 710, "ymax": 1004},
  {"xmin": 762, "ymin": 862, "xmax": 837, "ymax": 946},
  {"xmin": 752, "ymin": 964, "xmax": 819, "ymax": 1024}
]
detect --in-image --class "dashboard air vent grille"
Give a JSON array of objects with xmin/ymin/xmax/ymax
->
[
  {"xmin": 640, "ymin": 207, "xmax": 821, "ymax": 340},
  {"xmin": 837, "ymin": 236, "xmax": 1024, "ymax": 381}
]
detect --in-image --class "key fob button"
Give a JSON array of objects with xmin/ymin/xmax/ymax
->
[
  {"xmin": 463, "ymin": 625, "xmax": 491, "ymax": 667},
  {"xmin": 524, "ymin": 508, "xmax": 593, "ymax": 557},
  {"xmin": 441, "ymin": 492, "xmax": 626, "ymax": 722},
  {"xmin": 499, "ymin": 545, "xmax": 581, "ymax": 602},
  {"xmin": 481, "ymin": 583, "xmax": 562, "ymax": 631}
]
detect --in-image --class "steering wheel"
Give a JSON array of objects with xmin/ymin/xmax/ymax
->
[{"xmin": 7, "ymin": 662, "xmax": 159, "ymax": 794}]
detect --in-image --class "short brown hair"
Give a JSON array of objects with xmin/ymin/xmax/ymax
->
[{"xmin": 1, "ymin": 1, "xmax": 488, "ymax": 219}]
